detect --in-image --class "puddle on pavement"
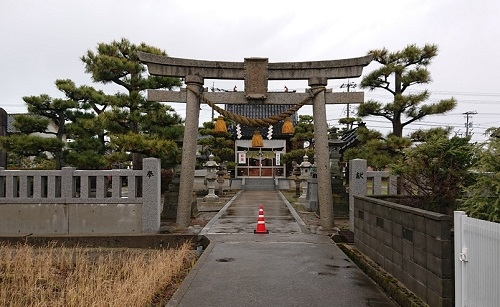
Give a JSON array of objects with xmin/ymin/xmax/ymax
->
[{"xmin": 215, "ymin": 257, "xmax": 235, "ymax": 262}]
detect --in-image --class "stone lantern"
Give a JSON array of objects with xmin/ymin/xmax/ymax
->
[
  {"xmin": 298, "ymin": 155, "xmax": 312, "ymax": 202},
  {"xmin": 307, "ymin": 156, "xmax": 319, "ymax": 213},
  {"xmin": 203, "ymin": 154, "xmax": 219, "ymax": 202},
  {"xmin": 328, "ymin": 128, "xmax": 347, "ymax": 200},
  {"xmin": 292, "ymin": 160, "xmax": 302, "ymax": 198},
  {"xmin": 328, "ymin": 128, "xmax": 345, "ymax": 179},
  {"xmin": 216, "ymin": 161, "xmax": 227, "ymax": 196}
]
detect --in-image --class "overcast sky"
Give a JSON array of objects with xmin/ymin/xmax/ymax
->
[{"xmin": 1, "ymin": 0, "xmax": 498, "ymax": 142}]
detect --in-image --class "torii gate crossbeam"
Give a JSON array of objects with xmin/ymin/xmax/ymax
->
[{"xmin": 138, "ymin": 52, "xmax": 372, "ymax": 229}]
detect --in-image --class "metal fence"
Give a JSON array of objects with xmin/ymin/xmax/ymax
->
[{"xmin": 454, "ymin": 211, "xmax": 500, "ymax": 307}]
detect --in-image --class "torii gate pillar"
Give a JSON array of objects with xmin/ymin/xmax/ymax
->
[
  {"xmin": 309, "ymin": 77, "xmax": 334, "ymax": 227},
  {"xmin": 177, "ymin": 74, "xmax": 203, "ymax": 227}
]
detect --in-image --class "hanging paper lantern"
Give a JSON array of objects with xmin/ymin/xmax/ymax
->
[
  {"xmin": 214, "ymin": 116, "xmax": 227, "ymax": 133},
  {"xmin": 281, "ymin": 116, "xmax": 295, "ymax": 134},
  {"xmin": 251, "ymin": 130, "xmax": 264, "ymax": 147}
]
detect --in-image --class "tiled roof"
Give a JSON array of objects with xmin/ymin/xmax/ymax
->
[
  {"xmin": 7, "ymin": 114, "xmax": 22, "ymax": 133},
  {"xmin": 339, "ymin": 123, "xmax": 366, "ymax": 153},
  {"xmin": 225, "ymin": 104, "xmax": 298, "ymax": 139},
  {"xmin": 6, "ymin": 113, "xmax": 54, "ymax": 134}
]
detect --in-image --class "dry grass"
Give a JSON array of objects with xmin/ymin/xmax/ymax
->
[{"xmin": 0, "ymin": 242, "xmax": 197, "ymax": 307}]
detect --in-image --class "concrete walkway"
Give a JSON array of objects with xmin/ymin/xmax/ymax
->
[{"xmin": 167, "ymin": 190, "xmax": 397, "ymax": 307}]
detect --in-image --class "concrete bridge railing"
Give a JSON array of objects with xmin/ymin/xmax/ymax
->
[{"xmin": 0, "ymin": 158, "xmax": 161, "ymax": 235}]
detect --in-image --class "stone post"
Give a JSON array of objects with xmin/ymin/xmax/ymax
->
[
  {"xmin": 310, "ymin": 78, "xmax": 334, "ymax": 228},
  {"xmin": 349, "ymin": 159, "xmax": 367, "ymax": 231},
  {"xmin": 142, "ymin": 158, "xmax": 161, "ymax": 233},
  {"xmin": 61, "ymin": 167, "xmax": 76, "ymax": 198},
  {"xmin": 177, "ymin": 75, "xmax": 203, "ymax": 227}
]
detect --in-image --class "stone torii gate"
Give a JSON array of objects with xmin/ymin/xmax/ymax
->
[{"xmin": 138, "ymin": 52, "xmax": 372, "ymax": 229}]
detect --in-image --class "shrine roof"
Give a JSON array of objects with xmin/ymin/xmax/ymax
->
[{"xmin": 225, "ymin": 104, "xmax": 298, "ymax": 139}]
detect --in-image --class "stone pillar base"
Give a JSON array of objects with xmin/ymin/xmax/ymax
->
[{"xmin": 203, "ymin": 195, "xmax": 220, "ymax": 202}]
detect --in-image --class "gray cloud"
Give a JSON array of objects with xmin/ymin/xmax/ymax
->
[{"xmin": 1, "ymin": 0, "xmax": 498, "ymax": 141}]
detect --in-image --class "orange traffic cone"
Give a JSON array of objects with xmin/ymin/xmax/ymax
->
[{"xmin": 254, "ymin": 205, "xmax": 269, "ymax": 234}]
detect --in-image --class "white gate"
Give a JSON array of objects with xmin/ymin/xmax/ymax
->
[{"xmin": 454, "ymin": 211, "xmax": 500, "ymax": 307}]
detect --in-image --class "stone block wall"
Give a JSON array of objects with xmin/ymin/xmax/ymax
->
[{"xmin": 354, "ymin": 195, "xmax": 454, "ymax": 307}]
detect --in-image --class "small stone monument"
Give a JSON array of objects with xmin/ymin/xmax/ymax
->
[
  {"xmin": 162, "ymin": 170, "xmax": 180, "ymax": 219},
  {"xmin": 162, "ymin": 168, "xmax": 198, "ymax": 219}
]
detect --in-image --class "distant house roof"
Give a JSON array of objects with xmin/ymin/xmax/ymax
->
[
  {"xmin": 6, "ymin": 113, "xmax": 58, "ymax": 137},
  {"xmin": 7, "ymin": 113, "xmax": 22, "ymax": 133},
  {"xmin": 340, "ymin": 123, "xmax": 366, "ymax": 153},
  {"xmin": 7, "ymin": 113, "xmax": 46, "ymax": 134},
  {"xmin": 225, "ymin": 104, "xmax": 298, "ymax": 139}
]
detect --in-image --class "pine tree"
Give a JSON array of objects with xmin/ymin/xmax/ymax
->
[
  {"xmin": 81, "ymin": 38, "xmax": 182, "ymax": 169},
  {"xmin": 197, "ymin": 119, "xmax": 235, "ymax": 170},
  {"xmin": 282, "ymin": 115, "xmax": 315, "ymax": 164},
  {"xmin": 359, "ymin": 44, "xmax": 456, "ymax": 137},
  {"xmin": 342, "ymin": 125, "xmax": 411, "ymax": 170},
  {"xmin": 56, "ymin": 79, "xmax": 112, "ymax": 169},
  {"xmin": 2, "ymin": 82, "xmax": 80, "ymax": 169}
]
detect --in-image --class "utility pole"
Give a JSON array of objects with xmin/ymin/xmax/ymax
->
[
  {"xmin": 210, "ymin": 82, "xmax": 215, "ymax": 121},
  {"xmin": 340, "ymin": 80, "xmax": 357, "ymax": 129},
  {"xmin": 463, "ymin": 111, "xmax": 477, "ymax": 136}
]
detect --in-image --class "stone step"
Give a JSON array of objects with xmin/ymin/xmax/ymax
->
[{"xmin": 244, "ymin": 178, "xmax": 276, "ymax": 191}]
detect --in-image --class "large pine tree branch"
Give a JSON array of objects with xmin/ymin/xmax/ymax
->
[{"xmin": 402, "ymin": 97, "xmax": 456, "ymax": 127}]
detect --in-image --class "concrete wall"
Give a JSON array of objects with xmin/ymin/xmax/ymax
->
[
  {"xmin": 354, "ymin": 195, "xmax": 454, "ymax": 307},
  {"xmin": 0, "ymin": 203, "xmax": 142, "ymax": 235},
  {"xmin": 233, "ymin": 178, "xmax": 295, "ymax": 190},
  {"xmin": 193, "ymin": 169, "xmax": 231, "ymax": 191},
  {"xmin": 278, "ymin": 178, "xmax": 294, "ymax": 190},
  {"xmin": 0, "ymin": 158, "xmax": 161, "ymax": 235}
]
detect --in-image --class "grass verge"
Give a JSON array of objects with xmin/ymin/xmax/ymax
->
[{"xmin": 0, "ymin": 242, "xmax": 197, "ymax": 307}]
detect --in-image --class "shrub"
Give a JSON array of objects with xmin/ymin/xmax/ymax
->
[
  {"xmin": 391, "ymin": 135, "xmax": 476, "ymax": 214},
  {"xmin": 461, "ymin": 136, "xmax": 500, "ymax": 222}
]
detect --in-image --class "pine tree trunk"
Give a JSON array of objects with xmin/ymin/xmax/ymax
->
[{"xmin": 392, "ymin": 121, "xmax": 403, "ymax": 138}]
